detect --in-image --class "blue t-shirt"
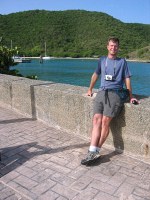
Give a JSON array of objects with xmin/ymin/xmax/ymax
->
[{"xmin": 95, "ymin": 56, "xmax": 131, "ymax": 90}]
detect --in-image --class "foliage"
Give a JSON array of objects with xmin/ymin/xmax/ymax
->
[
  {"xmin": 0, "ymin": 39, "xmax": 18, "ymax": 71},
  {"xmin": 0, "ymin": 10, "xmax": 150, "ymax": 58},
  {"xmin": 26, "ymin": 75, "xmax": 38, "ymax": 79},
  {"xmin": 128, "ymin": 46, "xmax": 150, "ymax": 60},
  {"xmin": 0, "ymin": 39, "xmax": 37, "ymax": 79}
]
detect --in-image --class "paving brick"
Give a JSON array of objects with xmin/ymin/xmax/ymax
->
[
  {"xmin": 102, "ymin": 163, "xmax": 121, "ymax": 176},
  {"xmin": 125, "ymin": 175, "xmax": 150, "ymax": 191},
  {"xmin": 94, "ymin": 191, "xmax": 118, "ymax": 200},
  {"xmin": 41, "ymin": 161, "xmax": 71, "ymax": 174},
  {"xmin": 56, "ymin": 150, "xmax": 78, "ymax": 162},
  {"xmin": 89, "ymin": 179, "xmax": 117, "ymax": 195},
  {"xmin": 31, "ymin": 170, "xmax": 54, "ymax": 182},
  {"xmin": 125, "ymin": 176, "xmax": 140, "ymax": 186},
  {"xmin": 0, "ymin": 187, "xmax": 15, "ymax": 199},
  {"xmin": 16, "ymin": 186, "xmax": 38, "ymax": 200},
  {"xmin": 108, "ymin": 172, "xmax": 127, "ymax": 187},
  {"xmin": 31, "ymin": 179, "xmax": 56, "ymax": 196},
  {"xmin": 4, "ymin": 146, "xmax": 28, "ymax": 158},
  {"xmin": 73, "ymin": 187, "xmax": 99, "ymax": 200},
  {"xmin": 13, "ymin": 175, "xmax": 38, "ymax": 190},
  {"xmin": 65, "ymin": 160, "xmax": 80, "ymax": 169},
  {"xmin": 51, "ymin": 172, "xmax": 75, "ymax": 186},
  {"xmin": 0, "ymin": 182, "xmax": 6, "ymax": 191},
  {"xmin": 29, "ymin": 163, "xmax": 48, "ymax": 172},
  {"xmin": 71, "ymin": 175, "xmax": 93, "ymax": 191},
  {"xmin": 37, "ymin": 190, "xmax": 59, "ymax": 200},
  {"xmin": 116, "ymin": 156, "xmax": 140, "ymax": 167},
  {"xmin": 133, "ymin": 187, "xmax": 150, "ymax": 199},
  {"xmin": 52, "ymin": 183, "xmax": 78, "ymax": 199},
  {"xmin": 129, "ymin": 194, "xmax": 146, "ymax": 200},
  {"xmin": 0, "ymin": 171, "xmax": 20, "ymax": 183},
  {"xmin": 4, "ymin": 193, "xmax": 27, "ymax": 200},
  {"xmin": 48, "ymin": 156, "xmax": 69, "ymax": 166},
  {"xmin": 133, "ymin": 162, "xmax": 150, "ymax": 173},
  {"xmin": 68, "ymin": 166, "xmax": 89, "ymax": 179},
  {"xmin": 0, "ymin": 160, "xmax": 21, "ymax": 176},
  {"xmin": 114, "ymin": 182, "xmax": 135, "ymax": 197},
  {"xmin": 85, "ymin": 167, "xmax": 110, "ymax": 182},
  {"xmin": 23, "ymin": 160, "xmax": 38, "ymax": 168},
  {"xmin": 6, "ymin": 180, "xmax": 20, "ymax": 190},
  {"xmin": 0, "ymin": 154, "xmax": 22, "ymax": 166},
  {"xmin": 16, "ymin": 165, "xmax": 37, "ymax": 178},
  {"xmin": 56, "ymin": 196, "xmax": 68, "ymax": 200},
  {"xmin": 119, "ymin": 167, "xmax": 142, "ymax": 178}
]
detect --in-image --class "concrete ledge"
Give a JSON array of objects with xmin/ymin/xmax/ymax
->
[{"xmin": 0, "ymin": 74, "xmax": 150, "ymax": 162}]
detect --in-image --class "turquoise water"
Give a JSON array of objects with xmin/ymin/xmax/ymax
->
[{"xmin": 11, "ymin": 59, "xmax": 150, "ymax": 96}]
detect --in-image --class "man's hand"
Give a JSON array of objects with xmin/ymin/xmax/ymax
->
[
  {"xmin": 86, "ymin": 73, "xmax": 99, "ymax": 97},
  {"xmin": 87, "ymin": 89, "xmax": 93, "ymax": 97},
  {"xmin": 130, "ymin": 98, "xmax": 140, "ymax": 105}
]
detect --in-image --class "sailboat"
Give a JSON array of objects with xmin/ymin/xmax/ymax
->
[
  {"xmin": 11, "ymin": 40, "xmax": 31, "ymax": 63},
  {"xmin": 43, "ymin": 42, "xmax": 51, "ymax": 60}
]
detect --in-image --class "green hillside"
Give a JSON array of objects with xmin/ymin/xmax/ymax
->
[
  {"xmin": 0, "ymin": 10, "xmax": 150, "ymax": 58},
  {"xmin": 128, "ymin": 46, "xmax": 150, "ymax": 61}
]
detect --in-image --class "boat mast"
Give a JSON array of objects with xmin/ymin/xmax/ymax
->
[
  {"xmin": 45, "ymin": 42, "xmax": 47, "ymax": 57},
  {"xmin": 11, "ymin": 40, "xmax": 13, "ymax": 49}
]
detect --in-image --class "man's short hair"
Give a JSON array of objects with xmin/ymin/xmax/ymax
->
[{"xmin": 107, "ymin": 37, "xmax": 119, "ymax": 45}]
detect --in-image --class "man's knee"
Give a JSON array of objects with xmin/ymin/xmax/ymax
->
[
  {"xmin": 93, "ymin": 114, "xmax": 102, "ymax": 125},
  {"xmin": 102, "ymin": 116, "xmax": 112, "ymax": 127}
]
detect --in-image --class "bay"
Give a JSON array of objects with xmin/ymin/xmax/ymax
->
[{"xmin": 11, "ymin": 58, "xmax": 150, "ymax": 96}]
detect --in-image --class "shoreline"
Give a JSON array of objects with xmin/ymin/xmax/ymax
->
[
  {"xmin": 23, "ymin": 56, "xmax": 150, "ymax": 63},
  {"xmin": 126, "ymin": 59, "xmax": 150, "ymax": 63}
]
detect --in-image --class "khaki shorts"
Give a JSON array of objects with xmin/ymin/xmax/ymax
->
[{"xmin": 93, "ymin": 90, "xmax": 123, "ymax": 118}]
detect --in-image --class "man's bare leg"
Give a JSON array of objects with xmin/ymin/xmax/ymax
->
[
  {"xmin": 98, "ymin": 116, "xmax": 112, "ymax": 148},
  {"xmin": 90, "ymin": 113, "xmax": 103, "ymax": 147},
  {"xmin": 81, "ymin": 114, "xmax": 102, "ymax": 165},
  {"xmin": 81, "ymin": 115, "xmax": 112, "ymax": 165}
]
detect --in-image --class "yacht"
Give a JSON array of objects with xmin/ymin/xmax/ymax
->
[
  {"xmin": 43, "ymin": 42, "xmax": 51, "ymax": 60},
  {"xmin": 13, "ymin": 56, "xmax": 22, "ymax": 63},
  {"xmin": 13, "ymin": 56, "xmax": 31, "ymax": 63}
]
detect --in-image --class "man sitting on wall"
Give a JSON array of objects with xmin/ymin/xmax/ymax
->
[{"xmin": 81, "ymin": 37, "xmax": 139, "ymax": 165}]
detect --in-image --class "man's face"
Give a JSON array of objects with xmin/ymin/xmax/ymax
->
[{"xmin": 107, "ymin": 40, "xmax": 119, "ymax": 56}]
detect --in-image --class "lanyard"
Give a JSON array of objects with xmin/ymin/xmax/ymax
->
[{"xmin": 105, "ymin": 57, "xmax": 116, "ymax": 76}]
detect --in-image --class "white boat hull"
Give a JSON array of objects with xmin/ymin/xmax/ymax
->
[
  {"xmin": 43, "ymin": 56, "xmax": 51, "ymax": 60},
  {"xmin": 13, "ymin": 56, "xmax": 31, "ymax": 63}
]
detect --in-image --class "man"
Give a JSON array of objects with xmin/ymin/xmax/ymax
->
[{"xmin": 81, "ymin": 37, "xmax": 138, "ymax": 165}]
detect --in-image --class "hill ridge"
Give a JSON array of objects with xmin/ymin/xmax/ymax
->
[{"xmin": 0, "ymin": 10, "xmax": 150, "ymax": 58}]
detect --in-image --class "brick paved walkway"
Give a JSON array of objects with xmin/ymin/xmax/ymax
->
[{"xmin": 0, "ymin": 106, "xmax": 150, "ymax": 200}]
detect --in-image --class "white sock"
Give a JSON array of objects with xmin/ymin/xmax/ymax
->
[{"xmin": 89, "ymin": 146, "xmax": 97, "ymax": 152}]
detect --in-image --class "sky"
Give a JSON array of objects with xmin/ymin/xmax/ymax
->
[{"xmin": 0, "ymin": 0, "xmax": 150, "ymax": 24}]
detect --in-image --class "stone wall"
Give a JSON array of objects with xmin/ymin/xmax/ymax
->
[{"xmin": 0, "ymin": 74, "xmax": 150, "ymax": 162}]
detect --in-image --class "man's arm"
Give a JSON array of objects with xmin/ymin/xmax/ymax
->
[
  {"xmin": 87, "ymin": 72, "xmax": 99, "ymax": 96},
  {"xmin": 124, "ymin": 77, "xmax": 139, "ymax": 104},
  {"xmin": 124, "ymin": 77, "xmax": 133, "ymax": 100}
]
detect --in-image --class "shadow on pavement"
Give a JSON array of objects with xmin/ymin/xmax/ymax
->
[
  {"xmin": 0, "ymin": 118, "xmax": 35, "ymax": 124},
  {"xmin": 0, "ymin": 141, "xmax": 89, "ymax": 177}
]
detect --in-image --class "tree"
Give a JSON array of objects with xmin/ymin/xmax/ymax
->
[
  {"xmin": 0, "ymin": 38, "xmax": 37, "ymax": 79},
  {"xmin": 0, "ymin": 38, "xmax": 18, "ymax": 72}
]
